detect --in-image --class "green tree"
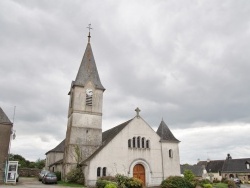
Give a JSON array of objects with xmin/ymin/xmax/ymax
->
[
  {"xmin": 184, "ymin": 169, "xmax": 195, "ymax": 182},
  {"xmin": 35, "ymin": 158, "xmax": 45, "ymax": 169}
]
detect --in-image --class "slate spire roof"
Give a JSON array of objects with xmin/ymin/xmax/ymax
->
[
  {"xmin": 73, "ymin": 37, "xmax": 105, "ymax": 90},
  {"xmin": 45, "ymin": 139, "xmax": 65, "ymax": 155},
  {"xmin": 0, "ymin": 107, "xmax": 12, "ymax": 125},
  {"xmin": 156, "ymin": 120, "xmax": 179, "ymax": 142}
]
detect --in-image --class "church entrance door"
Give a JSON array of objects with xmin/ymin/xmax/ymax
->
[{"xmin": 133, "ymin": 164, "xmax": 145, "ymax": 186}]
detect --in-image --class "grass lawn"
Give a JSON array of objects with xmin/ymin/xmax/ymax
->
[
  {"xmin": 213, "ymin": 183, "xmax": 228, "ymax": 188},
  {"xmin": 57, "ymin": 181, "xmax": 85, "ymax": 187}
]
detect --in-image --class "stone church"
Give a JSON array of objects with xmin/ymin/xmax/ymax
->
[{"xmin": 45, "ymin": 32, "xmax": 181, "ymax": 187}]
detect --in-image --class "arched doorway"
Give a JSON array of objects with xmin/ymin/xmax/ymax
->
[{"xmin": 133, "ymin": 164, "xmax": 145, "ymax": 186}]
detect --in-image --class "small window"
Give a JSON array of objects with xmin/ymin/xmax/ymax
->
[
  {"xmin": 133, "ymin": 137, "xmax": 136, "ymax": 148},
  {"xmin": 146, "ymin": 140, "xmax": 150, "ymax": 148},
  {"xmin": 103, "ymin": 167, "xmax": 107, "ymax": 176},
  {"xmin": 137, "ymin": 137, "xmax": 140, "ymax": 148},
  {"xmin": 97, "ymin": 167, "xmax": 101, "ymax": 177},
  {"xmin": 86, "ymin": 89, "xmax": 93, "ymax": 106},
  {"xmin": 128, "ymin": 139, "xmax": 131, "ymax": 148},
  {"xmin": 169, "ymin": 149, "xmax": 173, "ymax": 158},
  {"xmin": 247, "ymin": 163, "xmax": 250, "ymax": 169},
  {"xmin": 142, "ymin": 137, "xmax": 145, "ymax": 148}
]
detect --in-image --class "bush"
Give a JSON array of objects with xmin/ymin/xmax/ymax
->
[
  {"xmin": 115, "ymin": 174, "xmax": 130, "ymax": 188},
  {"xmin": 184, "ymin": 170, "xmax": 195, "ymax": 182},
  {"xmin": 228, "ymin": 180, "xmax": 237, "ymax": 188},
  {"xmin": 115, "ymin": 174, "xmax": 142, "ymax": 188},
  {"xmin": 99, "ymin": 176, "xmax": 117, "ymax": 182},
  {"xmin": 213, "ymin": 178, "xmax": 220, "ymax": 183},
  {"xmin": 54, "ymin": 171, "xmax": 61, "ymax": 181},
  {"xmin": 127, "ymin": 177, "xmax": 143, "ymax": 188},
  {"xmin": 66, "ymin": 167, "xmax": 85, "ymax": 185},
  {"xmin": 96, "ymin": 179, "xmax": 110, "ymax": 188},
  {"xmin": 104, "ymin": 182, "xmax": 118, "ymax": 188},
  {"xmin": 203, "ymin": 184, "xmax": 213, "ymax": 188},
  {"xmin": 161, "ymin": 176, "xmax": 194, "ymax": 188}
]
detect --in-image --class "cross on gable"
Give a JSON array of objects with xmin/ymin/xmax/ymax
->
[{"xmin": 135, "ymin": 107, "xmax": 141, "ymax": 118}]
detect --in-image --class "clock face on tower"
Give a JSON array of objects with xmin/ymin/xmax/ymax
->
[{"xmin": 86, "ymin": 88, "xmax": 93, "ymax": 97}]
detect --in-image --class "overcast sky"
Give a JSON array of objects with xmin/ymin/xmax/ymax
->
[{"xmin": 1, "ymin": 0, "xmax": 250, "ymax": 165}]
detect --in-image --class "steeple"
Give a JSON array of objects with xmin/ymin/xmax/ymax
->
[
  {"xmin": 73, "ymin": 26, "xmax": 105, "ymax": 90},
  {"xmin": 63, "ymin": 28, "xmax": 105, "ymax": 179},
  {"xmin": 156, "ymin": 120, "xmax": 179, "ymax": 142}
]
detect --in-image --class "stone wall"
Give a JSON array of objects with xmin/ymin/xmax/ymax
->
[
  {"xmin": 18, "ymin": 168, "xmax": 40, "ymax": 177},
  {"xmin": 0, "ymin": 123, "xmax": 12, "ymax": 184}
]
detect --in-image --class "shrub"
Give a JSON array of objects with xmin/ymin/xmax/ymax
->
[
  {"xmin": 203, "ymin": 184, "xmax": 213, "ymax": 188},
  {"xmin": 115, "ymin": 174, "xmax": 129, "ymax": 188},
  {"xmin": 127, "ymin": 177, "xmax": 143, "ymax": 188},
  {"xmin": 115, "ymin": 174, "xmax": 142, "ymax": 188},
  {"xmin": 96, "ymin": 179, "xmax": 110, "ymax": 188},
  {"xmin": 54, "ymin": 171, "xmax": 61, "ymax": 181},
  {"xmin": 104, "ymin": 182, "xmax": 118, "ymax": 188},
  {"xmin": 66, "ymin": 167, "xmax": 85, "ymax": 185},
  {"xmin": 161, "ymin": 176, "xmax": 194, "ymax": 188},
  {"xmin": 228, "ymin": 180, "xmax": 237, "ymax": 188},
  {"xmin": 213, "ymin": 178, "xmax": 220, "ymax": 183},
  {"xmin": 99, "ymin": 176, "xmax": 117, "ymax": 182},
  {"xmin": 184, "ymin": 170, "xmax": 195, "ymax": 182}
]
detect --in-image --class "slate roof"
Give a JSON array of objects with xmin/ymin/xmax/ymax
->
[
  {"xmin": 222, "ymin": 158, "xmax": 250, "ymax": 173},
  {"xmin": 0, "ymin": 107, "xmax": 12, "ymax": 125},
  {"xmin": 156, "ymin": 120, "xmax": 179, "ymax": 142},
  {"xmin": 73, "ymin": 42, "xmax": 105, "ymax": 90},
  {"xmin": 180, "ymin": 164, "xmax": 203, "ymax": 177},
  {"xmin": 82, "ymin": 118, "xmax": 133, "ymax": 163},
  {"xmin": 45, "ymin": 139, "xmax": 65, "ymax": 155},
  {"xmin": 197, "ymin": 160, "xmax": 224, "ymax": 173},
  {"xmin": 49, "ymin": 159, "xmax": 63, "ymax": 167}
]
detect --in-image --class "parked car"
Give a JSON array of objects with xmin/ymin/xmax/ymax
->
[
  {"xmin": 234, "ymin": 178, "xmax": 241, "ymax": 184},
  {"xmin": 42, "ymin": 172, "xmax": 57, "ymax": 184},
  {"xmin": 38, "ymin": 170, "xmax": 50, "ymax": 181}
]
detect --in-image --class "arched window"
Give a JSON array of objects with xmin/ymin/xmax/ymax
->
[
  {"xmin": 142, "ymin": 137, "xmax": 145, "ymax": 148},
  {"xmin": 86, "ymin": 89, "xmax": 93, "ymax": 106},
  {"xmin": 169, "ymin": 149, "xmax": 173, "ymax": 158},
  {"xmin": 97, "ymin": 167, "xmax": 101, "ymax": 177},
  {"xmin": 137, "ymin": 137, "xmax": 140, "ymax": 148},
  {"xmin": 103, "ymin": 167, "xmax": 107, "ymax": 176},
  {"xmin": 128, "ymin": 139, "xmax": 131, "ymax": 148},
  {"xmin": 133, "ymin": 137, "xmax": 136, "ymax": 148},
  {"xmin": 146, "ymin": 140, "xmax": 150, "ymax": 148}
]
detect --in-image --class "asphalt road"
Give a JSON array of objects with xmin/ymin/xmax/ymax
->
[{"xmin": 0, "ymin": 177, "xmax": 84, "ymax": 188}]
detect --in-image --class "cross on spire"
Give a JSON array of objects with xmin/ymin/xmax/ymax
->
[
  {"xmin": 87, "ymin": 24, "xmax": 93, "ymax": 43},
  {"xmin": 135, "ymin": 107, "xmax": 141, "ymax": 118}
]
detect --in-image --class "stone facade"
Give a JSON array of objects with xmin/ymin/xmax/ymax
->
[
  {"xmin": 62, "ymin": 40, "xmax": 105, "ymax": 178},
  {"xmin": 0, "ymin": 107, "xmax": 13, "ymax": 184}
]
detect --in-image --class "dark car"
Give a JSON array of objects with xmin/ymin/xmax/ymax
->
[
  {"xmin": 38, "ymin": 170, "xmax": 50, "ymax": 181},
  {"xmin": 42, "ymin": 172, "xmax": 57, "ymax": 184}
]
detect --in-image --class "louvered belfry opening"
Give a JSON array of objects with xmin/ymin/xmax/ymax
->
[{"xmin": 86, "ymin": 94, "xmax": 93, "ymax": 106}]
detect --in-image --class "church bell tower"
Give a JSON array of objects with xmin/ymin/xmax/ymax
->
[{"xmin": 63, "ymin": 27, "xmax": 105, "ymax": 177}]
